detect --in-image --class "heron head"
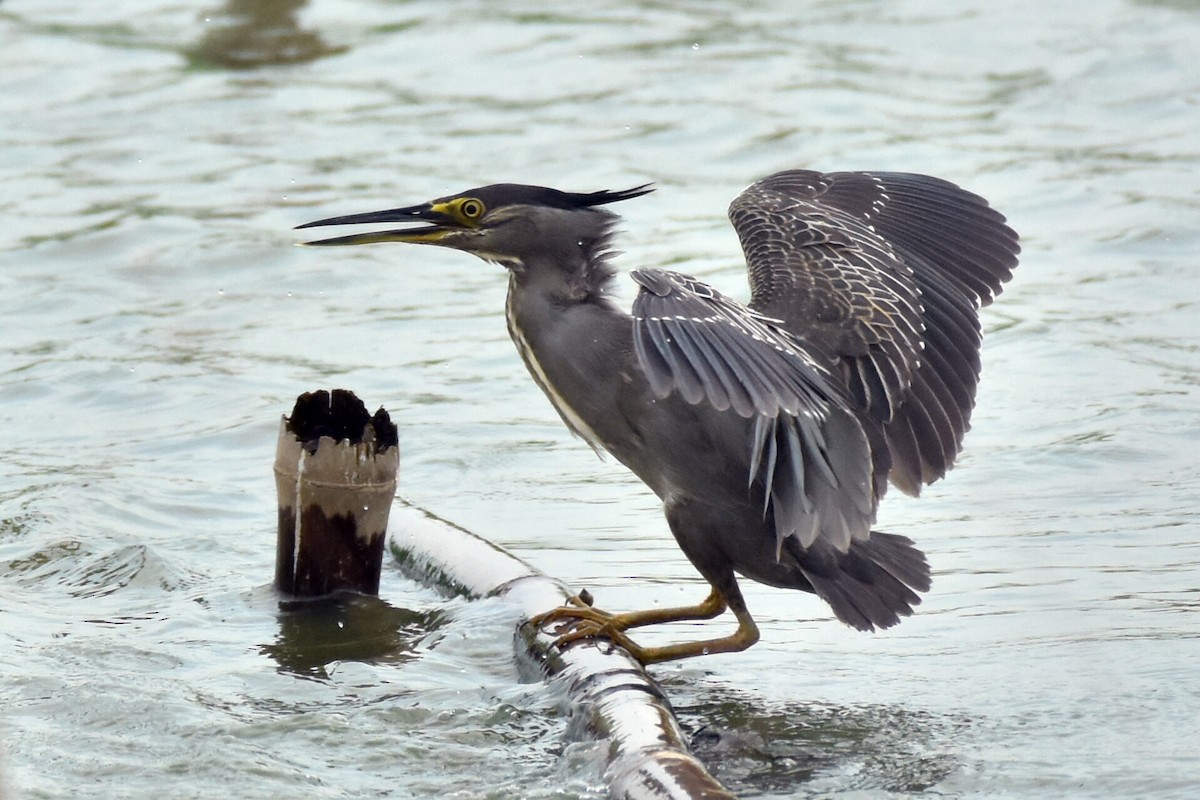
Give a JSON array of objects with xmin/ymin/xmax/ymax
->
[{"xmin": 297, "ymin": 183, "xmax": 653, "ymax": 271}]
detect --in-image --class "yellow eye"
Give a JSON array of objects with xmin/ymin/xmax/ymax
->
[{"xmin": 458, "ymin": 198, "xmax": 485, "ymax": 220}]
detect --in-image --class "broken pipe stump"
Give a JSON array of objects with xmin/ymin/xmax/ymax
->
[{"xmin": 274, "ymin": 389, "xmax": 399, "ymax": 597}]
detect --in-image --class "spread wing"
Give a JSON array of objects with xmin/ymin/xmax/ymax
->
[
  {"xmin": 630, "ymin": 268, "xmax": 841, "ymax": 420},
  {"xmin": 729, "ymin": 170, "xmax": 1020, "ymax": 495},
  {"xmin": 630, "ymin": 268, "xmax": 875, "ymax": 552}
]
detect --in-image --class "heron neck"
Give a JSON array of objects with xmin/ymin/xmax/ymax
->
[{"xmin": 503, "ymin": 269, "xmax": 632, "ymax": 454}]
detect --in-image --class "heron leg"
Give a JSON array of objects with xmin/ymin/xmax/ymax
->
[
  {"xmin": 531, "ymin": 586, "xmax": 724, "ymax": 633},
  {"xmin": 530, "ymin": 586, "xmax": 760, "ymax": 665},
  {"xmin": 619, "ymin": 608, "xmax": 760, "ymax": 664}
]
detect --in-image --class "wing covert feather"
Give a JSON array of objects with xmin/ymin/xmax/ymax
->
[{"xmin": 728, "ymin": 169, "xmax": 1019, "ymax": 495}]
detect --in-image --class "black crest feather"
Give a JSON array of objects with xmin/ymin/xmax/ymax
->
[{"xmin": 446, "ymin": 183, "xmax": 654, "ymax": 211}]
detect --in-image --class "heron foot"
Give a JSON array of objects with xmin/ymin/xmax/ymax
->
[
  {"xmin": 529, "ymin": 602, "xmax": 652, "ymax": 661},
  {"xmin": 529, "ymin": 589, "xmax": 756, "ymax": 665},
  {"xmin": 529, "ymin": 601, "xmax": 628, "ymax": 639}
]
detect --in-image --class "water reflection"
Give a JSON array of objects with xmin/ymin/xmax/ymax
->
[
  {"xmin": 674, "ymin": 684, "xmax": 963, "ymax": 795},
  {"xmin": 262, "ymin": 592, "xmax": 438, "ymax": 679},
  {"xmin": 188, "ymin": 0, "xmax": 345, "ymax": 69}
]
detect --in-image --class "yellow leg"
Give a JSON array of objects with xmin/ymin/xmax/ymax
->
[
  {"xmin": 530, "ymin": 588, "xmax": 760, "ymax": 665},
  {"xmin": 621, "ymin": 609, "xmax": 760, "ymax": 664},
  {"xmin": 531, "ymin": 587, "xmax": 724, "ymax": 632}
]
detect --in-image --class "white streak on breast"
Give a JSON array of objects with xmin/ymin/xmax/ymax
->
[{"xmin": 505, "ymin": 281, "xmax": 606, "ymax": 455}]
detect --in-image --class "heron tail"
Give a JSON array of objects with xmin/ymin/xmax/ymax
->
[{"xmin": 791, "ymin": 531, "xmax": 932, "ymax": 632}]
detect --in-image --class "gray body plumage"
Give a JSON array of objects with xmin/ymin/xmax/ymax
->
[
  {"xmin": 300, "ymin": 169, "xmax": 1020, "ymax": 639},
  {"xmin": 500, "ymin": 171, "xmax": 1017, "ymax": 631}
]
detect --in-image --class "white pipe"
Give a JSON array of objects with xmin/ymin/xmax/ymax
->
[{"xmin": 388, "ymin": 503, "xmax": 737, "ymax": 800}]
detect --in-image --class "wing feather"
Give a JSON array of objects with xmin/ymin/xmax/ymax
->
[
  {"xmin": 627, "ymin": 168, "xmax": 1018, "ymax": 562},
  {"xmin": 631, "ymin": 268, "xmax": 877, "ymax": 553},
  {"xmin": 661, "ymin": 316, "xmax": 731, "ymax": 410},
  {"xmin": 631, "ymin": 268, "xmax": 844, "ymax": 419},
  {"xmin": 729, "ymin": 169, "xmax": 1019, "ymax": 497},
  {"xmin": 644, "ymin": 316, "xmax": 706, "ymax": 404}
]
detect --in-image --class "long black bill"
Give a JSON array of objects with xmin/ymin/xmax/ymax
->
[{"xmin": 295, "ymin": 204, "xmax": 450, "ymax": 247}]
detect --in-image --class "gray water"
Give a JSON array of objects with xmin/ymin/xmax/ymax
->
[{"xmin": 2, "ymin": 0, "xmax": 1199, "ymax": 797}]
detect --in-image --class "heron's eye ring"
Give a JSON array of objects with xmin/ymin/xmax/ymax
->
[{"xmin": 459, "ymin": 199, "xmax": 484, "ymax": 219}]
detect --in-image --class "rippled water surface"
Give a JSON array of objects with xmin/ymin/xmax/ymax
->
[{"xmin": 3, "ymin": 1, "xmax": 1199, "ymax": 797}]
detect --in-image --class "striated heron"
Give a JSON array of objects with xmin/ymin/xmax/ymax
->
[{"xmin": 298, "ymin": 170, "xmax": 1020, "ymax": 664}]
